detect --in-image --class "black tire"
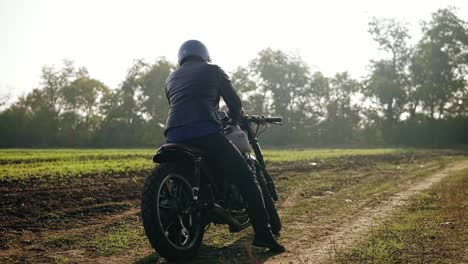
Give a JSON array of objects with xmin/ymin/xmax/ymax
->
[
  {"xmin": 141, "ymin": 164, "xmax": 204, "ymax": 261},
  {"xmin": 256, "ymin": 166, "xmax": 282, "ymax": 235}
]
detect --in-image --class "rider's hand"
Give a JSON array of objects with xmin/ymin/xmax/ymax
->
[{"xmin": 227, "ymin": 109, "xmax": 244, "ymax": 123}]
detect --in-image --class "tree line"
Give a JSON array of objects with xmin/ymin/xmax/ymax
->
[{"xmin": 1, "ymin": 8, "xmax": 466, "ymax": 148}]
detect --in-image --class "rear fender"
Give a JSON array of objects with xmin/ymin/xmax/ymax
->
[{"xmin": 153, "ymin": 149, "xmax": 198, "ymax": 164}]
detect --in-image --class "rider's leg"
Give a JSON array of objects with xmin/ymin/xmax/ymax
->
[{"xmin": 184, "ymin": 132, "xmax": 285, "ymax": 252}]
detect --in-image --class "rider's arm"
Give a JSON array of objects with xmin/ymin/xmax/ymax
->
[
  {"xmin": 215, "ymin": 66, "xmax": 243, "ymax": 121},
  {"xmin": 164, "ymin": 77, "xmax": 171, "ymax": 105},
  {"xmin": 164, "ymin": 87, "xmax": 170, "ymax": 104}
]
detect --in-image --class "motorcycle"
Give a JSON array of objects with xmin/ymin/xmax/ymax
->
[{"xmin": 141, "ymin": 112, "xmax": 283, "ymax": 261}]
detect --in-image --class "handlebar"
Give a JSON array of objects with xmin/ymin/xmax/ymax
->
[
  {"xmin": 246, "ymin": 115, "xmax": 283, "ymax": 125},
  {"xmin": 265, "ymin": 117, "xmax": 282, "ymax": 123},
  {"xmin": 218, "ymin": 111, "xmax": 283, "ymax": 125}
]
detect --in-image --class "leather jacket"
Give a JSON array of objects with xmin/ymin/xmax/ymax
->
[{"xmin": 164, "ymin": 60, "xmax": 242, "ymax": 135}]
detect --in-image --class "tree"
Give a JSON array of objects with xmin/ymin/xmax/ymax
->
[
  {"xmin": 97, "ymin": 58, "xmax": 174, "ymax": 147},
  {"xmin": 139, "ymin": 59, "xmax": 174, "ymax": 122},
  {"xmin": 369, "ymin": 17, "xmax": 411, "ymax": 74},
  {"xmin": 0, "ymin": 92, "xmax": 10, "ymax": 109},
  {"xmin": 367, "ymin": 18, "xmax": 412, "ymax": 143},
  {"xmin": 249, "ymin": 49, "xmax": 310, "ymax": 145},
  {"xmin": 59, "ymin": 74, "xmax": 110, "ymax": 146},
  {"xmin": 63, "ymin": 75, "xmax": 109, "ymax": 121},
  {"xmin": 97, "ymin": 62, "xmax": 146, "ymax": 147},
  {"xmin": 300, "ymin": 72, "xmax": 330, "ymax": 143},
  {"xmin": 411, "ymin": 8, "xmax": 467, "ymax": 120},
  {"xmin": 39, "ymin": 60, "xmax": 78, "ymax": 115},
  {"xmin": 366, "ymin": 60, "xmax": 406, "ymax": 142},
  {"xmin": 15, "ymin": 89, "xmax": 60, "ymax": 146},
  {"xmin": 0, "ymin": 102, "xmax": 31, "ymax": 147},
  {"xmin": 139, "ymin": 58, "xmax": 175, "ymax": 145},
  {"xmin": 319, "ymin": 72, "xmax": 361, "ymax": 145},
  {"xmin": 231, "ymin": 66, "xmax": 269, "ymax": 115}
]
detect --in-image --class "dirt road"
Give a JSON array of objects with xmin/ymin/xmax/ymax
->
[{"xmin": 267, "ymin": 159, "xmax": 468, "ymax": 264}]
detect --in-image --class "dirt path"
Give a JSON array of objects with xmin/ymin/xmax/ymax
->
[{"xmin": 267, "ymin": 159, "xmax": 468, "ymax": 264}]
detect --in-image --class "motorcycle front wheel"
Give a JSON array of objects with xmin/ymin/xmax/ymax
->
[{"xmin": 256, "ymin": 166, "xmax": 282, "ymax": 235}]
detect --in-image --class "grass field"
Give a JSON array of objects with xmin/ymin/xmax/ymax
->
[
  {"xmin": 0, "ymin": 148, "xmax": 466, "ymax": 263},
  {"xmin": 0, "ymin": 148, "xmax": 404, "ymax": 180}
]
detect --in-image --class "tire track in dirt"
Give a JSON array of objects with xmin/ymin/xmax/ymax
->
[
  {"xmin": 0, "ymin": 206, "xmax": 140, "ymax": 260},
  {"xmin": 281, "ymin": 188, "xmax": 302, "ymax": 208},
  {"xmin": 267, "ymin": 159, "xmax": 468, "ymax": 264}
]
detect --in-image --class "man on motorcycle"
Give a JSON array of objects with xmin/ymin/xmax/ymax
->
[{"xmin": 164, "ymin": 40, "xmax": 285, "ymax": 253}]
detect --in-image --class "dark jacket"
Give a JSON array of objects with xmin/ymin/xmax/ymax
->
[{"xmin": 164, "ymin": 60, "xmax": 242, "ymax": 135}]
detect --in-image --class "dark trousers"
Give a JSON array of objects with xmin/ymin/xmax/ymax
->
[{"xmin": 182, "ymin": 132, "xmax": 270, "ymax": 234}]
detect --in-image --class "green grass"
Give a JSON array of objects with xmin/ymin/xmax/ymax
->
[
  {"xmin": 42, "ymin": 221, "xmax": 149, "ymax": 258},
  {"xmin": 45, "ymin": 235, "xmax": 77, "ymax": 249},
  {"xmin": 0, "ymin": 148, "xmax": 154, "ymax": 164},
  {"xmin": 0, "ymin": 157, "xmax": 153, "ymax": 180},
  {"xmin": 89, "ymin": 223, "xmax": 148, "ymax": 256},
  {"xmin": 0, "ymin": 148, "xmax": 408, "ymax": 181},
  {"xmin": 263, "ymin": 148, "xmax": 400, "ymax": 162}
]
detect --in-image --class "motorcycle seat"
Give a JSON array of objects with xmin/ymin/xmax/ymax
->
[{"xmin": 153, "ymin": 143, "xmax": 205, "ymax": 163}]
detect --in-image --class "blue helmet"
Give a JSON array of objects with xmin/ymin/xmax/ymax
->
[{"xmin": 177, "ymin": 40, "xmax": 211, "ymax": 65}]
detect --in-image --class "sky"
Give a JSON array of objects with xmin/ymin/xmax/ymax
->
[{"xmin": 1, "ymin": 0, "xmax": 467, "ymax": 101}]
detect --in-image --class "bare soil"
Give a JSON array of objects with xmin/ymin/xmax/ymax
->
[{"xmin": 0, "ymin": 173, "xmax": 146, "ymax": 262}]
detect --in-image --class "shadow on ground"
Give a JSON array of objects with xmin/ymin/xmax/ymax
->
[{"xmin": 135, "ymin": 234, "xmax": 282, "ymax": 264}]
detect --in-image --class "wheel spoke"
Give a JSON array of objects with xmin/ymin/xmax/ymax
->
[
  {"xmin": 178, "ymin": 215, "xmax": 190, "ymax": 245},
  {"xmin": 156, "ymin": 173, "xmax": 199, "ymax": 249},
  {"xmin": 164, "ymin": 180, "xmax": 175, "ymax": 198}
]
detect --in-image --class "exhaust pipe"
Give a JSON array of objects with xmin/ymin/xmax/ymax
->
[{"xmin": 212, "ymin": 203, "xmax": 250, "ymax": 232}]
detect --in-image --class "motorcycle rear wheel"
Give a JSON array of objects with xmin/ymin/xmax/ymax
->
[{"xmin": 141, "ymin": 164, "xmax": 204, "ymax": 261}]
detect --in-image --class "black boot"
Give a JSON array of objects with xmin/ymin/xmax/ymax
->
[{"xmin": 252, "ymin": 229, "xmax": 286, "ymax": 253}]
